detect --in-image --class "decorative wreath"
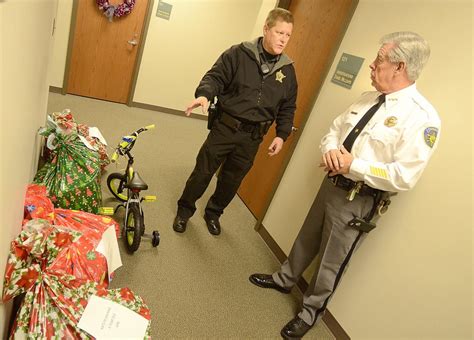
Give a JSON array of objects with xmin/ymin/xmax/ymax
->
[{"xmin": 96, "ymin": 0, "xmax": 136, "ymax": 21}]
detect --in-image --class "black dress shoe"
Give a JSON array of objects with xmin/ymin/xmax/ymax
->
[
  {"xmin": 280, "ymin": 316, "xmax": 312, "ymax": 339},
  {"xmin": 172, "ymin": 215, "xmax": 188, "ymax": 233},
  {"xmin": 204, "ymin": 215, "xmax": 221, "ymax": 235},
  {"xmin": 248, "ymin": 273, "xmax": 291, "ymax": 294}
]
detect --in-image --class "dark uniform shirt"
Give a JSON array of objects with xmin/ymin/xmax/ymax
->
[{"xmin": 195, "ymin": 37, "xmax": 298, "ymax": 141}]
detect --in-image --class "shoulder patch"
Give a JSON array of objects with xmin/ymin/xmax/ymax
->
[{"xmin": 424, "ymin": 127, "xmax": 438, "ymax": 148}]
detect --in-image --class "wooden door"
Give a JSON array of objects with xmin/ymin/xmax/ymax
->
[
  {"xmin": 238, "ymin": 0, "xmax": 358, "ymax": 220},
  {"xmin": 67, "ymin": 0, "xmax": 149, "ymax": 103}
]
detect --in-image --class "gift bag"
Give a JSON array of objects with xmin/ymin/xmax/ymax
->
[
  {"xmin": 3, "ymin": 220, "xmax": 151, "ymax": 339},
  {"xmin": 23, "ymin": 184, "xmax": 121, "ymax": 284},
  {"xmin": 34, "ymin": 131, "xmax": 102, "ymax": 214}
]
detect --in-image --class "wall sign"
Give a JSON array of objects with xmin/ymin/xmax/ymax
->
[
  {"xmin": 156, "ymin": 1, "xmax": 172, "ymax": 20},
  {"xmin": 331, "ymin": 53, "xmax": 365, "ymax": 89}
]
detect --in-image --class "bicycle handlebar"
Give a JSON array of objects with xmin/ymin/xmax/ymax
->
[
  {"xmin": 110, "ymin": 124, "xmax": 155, "ymax": 163},
  {"xmin": 111, "ymin": 151, "xmax": 119, "ymax": 162},
  {"xmin": 133, "ymin": 124, "xmax": 155, "ymax": 136}
]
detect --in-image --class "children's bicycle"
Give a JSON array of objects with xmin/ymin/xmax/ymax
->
[{"xmin": 106, "ymin": 125, "xmax": 160, "ymax": 253}]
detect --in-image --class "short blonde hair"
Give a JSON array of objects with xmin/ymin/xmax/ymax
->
[{"xmin": 265, "ymin": 8, "xmax": 294, "ymax": 28}]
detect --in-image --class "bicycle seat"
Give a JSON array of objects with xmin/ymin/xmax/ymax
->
[{"xmin": 128, "ymin": 172, "xmax": 148, "ymax": 190}]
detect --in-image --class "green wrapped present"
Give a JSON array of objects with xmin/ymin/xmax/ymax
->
[{"xmin": 34, "ymin": 131, "xmax": 102, "ymax": 214}]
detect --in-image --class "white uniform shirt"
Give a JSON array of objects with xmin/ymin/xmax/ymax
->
[{"xmin": 320, "ymin": 84, "xmax": 441, "ymax": 192}]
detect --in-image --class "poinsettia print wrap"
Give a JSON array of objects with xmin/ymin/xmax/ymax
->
[
  {"xmin": 3, "ymin": 219, "xmax": 151, "ymax": 339},
  {"xmin": 23, "ymin": 184, "xmax": 120, "ymax": 284},
  {"xmin": 24, "ymin": 184, "xmax": 55, "ymax": 223}
]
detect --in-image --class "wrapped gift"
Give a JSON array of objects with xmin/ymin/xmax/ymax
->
[
  {"xmin": 41, "ymin": 110, "xmax": 110, "ymax": 171},
  {"xmin": 24, "ymin": 184, "xmax": 119, "ymax": 237},
  {"xmin": 77, "ymin": 123, "xmax": 110, "ymax": 171},
  {"xmin": 23, "ymin": 184, "xmax": 55, "ymax": 223},
  {"xmin": 23, "ymin": 184, "xmax": 121, "ymax": 283},
  {"xmin": 3, "ymin": 219, "xmax": 151, "ymax": 339},
  {"xmin": 34, "ymin": 130, "xmax": 102, "ymax": 214},
  {"xmin": 34, "ymin": 111, "xmax": 108, "ymax": 213}
]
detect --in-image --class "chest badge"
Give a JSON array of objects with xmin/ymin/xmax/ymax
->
[
  {"xmin": 384, "ymin": 116, "xmax": 398, "ymax": 127},
  {"xmin": 275, "ymin": 70, "xmax": 286, "ymax": 83}
]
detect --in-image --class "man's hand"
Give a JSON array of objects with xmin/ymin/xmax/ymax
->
[
  {"xmin": 320, "ymin": 146, "xmax": 354, "ymax": 175},
  {"xmin": 268, "ymin": 137, "xmax": 284, "ymax": 156},
  {"xmin": 185, "ymin": 96, "xmax": 209, "ymax": 116}
]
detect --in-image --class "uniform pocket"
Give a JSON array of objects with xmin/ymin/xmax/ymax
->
[
  {"xmin": 367, "ymin": 124, "xmax": 399, "ymax": 146},
  {"xmin": 341, "ymin": 114, "xmax": 361, "ymax": 135}
]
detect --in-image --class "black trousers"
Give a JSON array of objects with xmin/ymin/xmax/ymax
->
[{"xmin": 177, "ymin": 119, "xmax": 263, "ymax": 219}]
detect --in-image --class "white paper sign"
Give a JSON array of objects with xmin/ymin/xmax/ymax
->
[
  {"xmin": 96, "ymin": 225, "xmax": 122, "ymax": 278},
  {"xmin": 78, "ymin": 295, "xmax": 148, "ymax": 339}
]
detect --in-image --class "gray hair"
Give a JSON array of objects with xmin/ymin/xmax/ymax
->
[{"xmin": 380, "ymin": 31, "xmax": 430, "ymax": 81}]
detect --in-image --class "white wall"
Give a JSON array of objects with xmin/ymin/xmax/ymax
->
[
  {"xmin": 263, "ymin": 0, "xmax": 472, "ymax": 339},
  {"xmin": 48, "ymin": 0, "xmax": 277, "ymax": 115},
  {"xmin": 133, "ymin": 0, "xmax": 265, "ymax": 114},
  {"xmin": 48, "ymin": 0, "xmax": 73, "ymax": 87},
  {"xmin": 0, "ymin": 0, "xmax": 57, "ymax": 337}
]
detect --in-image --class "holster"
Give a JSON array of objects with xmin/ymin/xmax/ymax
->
[
  {"xmin": 207, "ymin": 104, "xmax": 220, "ymax": 130},
  {"xmin": 251, "ymin": 120, "xmax": 273, "ymax": 140},
  {"xmin": 348, "ymin": 191, "xmax": 395, "ymax": 233},
  {"xmin": 218, "ymin": 111, "xmax": 273, "ymax": 140}
]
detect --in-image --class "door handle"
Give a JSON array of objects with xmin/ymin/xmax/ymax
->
[
  {"xmin": 292, "ymin": 126, "xmax": 299, "ymax": 132},
  {"xmin": 127, "ymin": 39, "xmax": 138, "ymax": 46}
]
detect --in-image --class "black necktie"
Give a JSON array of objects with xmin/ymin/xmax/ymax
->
[{"xmin": 342, "ymin": 94, "xmax": 386, "ymax": 152}]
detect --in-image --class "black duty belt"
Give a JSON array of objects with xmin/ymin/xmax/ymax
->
[
  {"xmin": 329, "ymin": 174, "xmax": 382, "ymax": 198},
  {"xmin": 219, "ymin": 112, "xmax": 259, "ymax": 133}
]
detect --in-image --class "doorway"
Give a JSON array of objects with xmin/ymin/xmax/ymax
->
[
  {"xmin": 66, "ymin": 0, "xmax": 151, "ymax": 104},
  {"xmin": 238, "ymin": 0, "xmax": 358, "ymax": 222}
]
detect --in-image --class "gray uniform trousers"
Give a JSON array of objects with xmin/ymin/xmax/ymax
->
[{"xmin": 273, "ymin": 177, "xmax": 378, "ymax": 326}]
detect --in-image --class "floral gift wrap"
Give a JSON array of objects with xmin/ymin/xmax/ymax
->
[
  {"xmin": 34, "ymin": 131, "xmax": 102, "ymax": 214},
  {"xmin": 3, "ymin": 219, "xmax": 151, "ymax": 339},
  {"xmin": 34, "ymin": 111, "xmax": 109, "ymax": 214},
  {"xmin": 24, "ymin": 184, "xmax": 119, "ymax": 238},
  {"xmin": 24, "ymin": 184, "xmax": 121, "ymax": 284},
  {"xmin": 42, "ymin": 110, "xmax": 110, "ymax": 171}
]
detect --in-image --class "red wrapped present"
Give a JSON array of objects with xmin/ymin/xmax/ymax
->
[
  {"xmin": 3, "ymin": 219, "xmax": 151, "ymax": 339},
  {"xmin": 23, "ymin": 184, "xmax": 121, "ymax": 283}
]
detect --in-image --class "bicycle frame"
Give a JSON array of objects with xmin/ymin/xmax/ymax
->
[{"xmin": 106, "ymin": 124, "xmax": 159, "ymax": 252}]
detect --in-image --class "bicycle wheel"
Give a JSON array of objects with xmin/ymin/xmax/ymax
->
[
  {"xmin": 125, "ymin": 202, "xmax": 143, "ymax": 253},
  {"xmin": 107, "ymin": 172, "xmax": 128, "ymax": 202}
]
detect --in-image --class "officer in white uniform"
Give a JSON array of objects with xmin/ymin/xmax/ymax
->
[{"xmin": 249, "ymin": 31, "xmax": 441, "ymax": 339}]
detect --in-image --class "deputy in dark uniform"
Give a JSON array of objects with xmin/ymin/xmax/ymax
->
[{"xmin": 173, "ymin": 8, "xmax": 298, "ymax": 236}]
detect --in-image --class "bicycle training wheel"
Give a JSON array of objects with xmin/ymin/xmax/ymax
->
[
  {"xmin": 125, "ymin": 202, "xmax": 143, "ymax": 253},
  {"xmin": 107, "ymin": 172, "xmax": 128, "ymax": 202}
]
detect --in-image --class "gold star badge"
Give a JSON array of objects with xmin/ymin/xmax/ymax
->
[
  {"xmin": 384, "ymin": 116, "xmax": 398, "ymax": 127},
  {"xmin": 275, "ymin": 70, "xmax": 286, "ymax": 83}
]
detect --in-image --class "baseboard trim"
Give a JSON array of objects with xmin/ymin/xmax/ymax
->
[
  {"xmin": 131, "ymin": 101, "xmax": 208, "ymax": 121},
  {"xmin": 46, "ymin": 93, "xmax": 208, "ymax": 122},
  {"xmin": 49, "ymin": 86, "xmax": 63, "ymax": 94},
  {"xmin": 257, "ymin": 224, "xmax": 350, "ymax": 340}
]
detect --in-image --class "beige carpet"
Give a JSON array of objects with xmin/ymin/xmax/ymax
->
[{"xmin": 47, "ymin": 92, "xmax": 335, "ymax": 339}]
